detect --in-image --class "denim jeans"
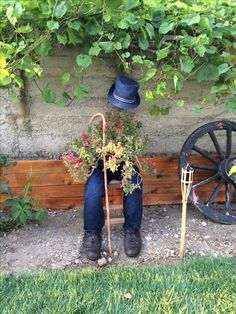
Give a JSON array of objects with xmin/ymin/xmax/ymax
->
[{"xmin": 84, "ymin": 166, "xmax": 143, "ymax": 233}]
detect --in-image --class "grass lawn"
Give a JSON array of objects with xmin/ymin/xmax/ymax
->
[{"xmin": 1, "ymin": 257, "xmax": 236, "ymax": 314}]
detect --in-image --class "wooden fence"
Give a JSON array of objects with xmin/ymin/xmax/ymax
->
[{"xmin": 0, "ymin": 156, "xmax": 224, "ymax": 209}]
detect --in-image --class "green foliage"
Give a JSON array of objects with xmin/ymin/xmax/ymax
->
[
  {"xmin": 0, "ymin": 257, "xmax": 236, "ymax": 313},
  {"xmin": 3, "ymin": 194, "xmax": 47, "ymax": 227},
  {"xmin": 0, "ymin": 154, "xmax": 47, "ymax": 227},
  {"xmin": 3, "ymin": 173, "xmax": 48, "ymax": 227},
  {"xmin": 0, "ymin": 153, "xmax": 15, "ymax": 198},
  {"xmin": 0, "ymin": 0, "xmax": 235, "ymax": 111}
]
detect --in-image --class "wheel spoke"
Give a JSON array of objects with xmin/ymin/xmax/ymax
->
[
  {"xmin": 192, "ymin": 145, "xmax": 219, "ymax": 165},
  {"xmin": 225, "ymin": 182, "xmax": 232, "ymax": 214},
  {"xmin": 226, "ymin": 129, "xmax": 232, "ymax": 158},
  {"xmin": 191, "ymin": 164, "xmax": 218, "ymax": 171},
  {"xmin": 208, "ymin": 131, "xmax": 225, "ymax": 160},
  {"xmin": 206, "ymin": 179, "xmax": 224, "ymax": 206},
  {"xmin": 192, "ymin": 172, "xmax": 220, "ymax": 189}
]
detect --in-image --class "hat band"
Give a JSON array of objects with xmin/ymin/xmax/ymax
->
[{"xmin": 113, "ymin": 91, "xmax": 135, "ymax": 104}]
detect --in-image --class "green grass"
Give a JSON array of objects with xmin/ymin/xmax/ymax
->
[{"xmin": 1, "ymin": 257, "xmax": 236, "ymax": 314}]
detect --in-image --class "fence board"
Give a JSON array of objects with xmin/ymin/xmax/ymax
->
[{"xmin": 0, "ymin": 157, "xmax": 225, "ymax": 209}]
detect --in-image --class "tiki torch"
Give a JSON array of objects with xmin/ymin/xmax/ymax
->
[{"xmin": 180, "ymin": 164, "xmax": 194, "ymax": 259}]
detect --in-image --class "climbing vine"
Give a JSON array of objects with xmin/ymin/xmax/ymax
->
[{"xmin": 0, "ymin": 0, "xmax": 235, "ymax": 114}]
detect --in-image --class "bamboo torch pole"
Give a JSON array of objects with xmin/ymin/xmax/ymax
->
[
  {"xmin": 180, "ymin": 164, "xmax": 193, "ymax": 259},
  {"xmin": 89, "ymin": 113, "xmax": 112, "ymax": 254}
]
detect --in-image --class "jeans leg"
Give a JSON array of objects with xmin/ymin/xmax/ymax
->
[
  {"xmin": 123, "ymin": 171, "xmax": 143, "ymax": 232},
  {"xmin": 84, "ymin": 168, "xmax": 105, "ymax": 233}
]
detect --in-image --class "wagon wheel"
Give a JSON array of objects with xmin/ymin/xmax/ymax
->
[{"xmin": 179, "ymin": 120, "xmax": 236, "ymax": 224}]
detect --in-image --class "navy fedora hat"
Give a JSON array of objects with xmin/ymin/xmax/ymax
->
[{"xmin": 108, "ymin": 76, "xmax": 140, "ymax": 110}]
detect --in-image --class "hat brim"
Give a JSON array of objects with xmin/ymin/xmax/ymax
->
[{"xmin": 108, "ymin": 84, "xmax": 140, "ymax": 110}]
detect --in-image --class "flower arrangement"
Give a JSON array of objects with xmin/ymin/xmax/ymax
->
[{"xmin": 63, "ymin": 111, "xmax": 156, "ymax": 195}]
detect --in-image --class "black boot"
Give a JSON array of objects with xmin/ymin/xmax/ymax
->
[
  {"xmin": 124, "ymin": 230, "xmax": 141, "ymax": 257},
  {"xmin": 83, "ymin": 232, "xmax": 102, "ymax": 261}
]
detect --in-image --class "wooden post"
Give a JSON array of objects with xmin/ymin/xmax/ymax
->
[
  {"xmin": 89, "ymin": 113, "xmax": 112, "ymax": 254},
  {"xmin": 180, "ymin": 164, "xmax": 193, "ymax": 259}
]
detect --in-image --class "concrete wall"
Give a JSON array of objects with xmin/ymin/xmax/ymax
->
[{"xmin": 1, "ymin": 47, "xmax": 236, "ymax": 159}]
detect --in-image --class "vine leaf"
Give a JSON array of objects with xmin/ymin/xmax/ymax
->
[
  {"xmin": 218, "ymin": 63, "xmax": 229, "ymax": 74},
  {"xmin": 180, "ymin": 55, "xmax": 194, "ymax": 73},
  {"xmin": 47, "ymin": 21, "xmax": 59, "ymax": 30},
  {"xmin": 181, "ymin": 13, "xmax": 200, "ymax": 26},
  {"xmin": 67, "ymin": 29, "xmax": 82, "ymax": 45},
  {"xmin": 57, "ymin": 34, "xmax": 68, "ymax": 45},
  {"xmin": 117, "ymin": 32, "xmax": 131, "ymax": 49},
  {"xmin": 225, "ymin": 98, "xmax": 236, "ymax": 110},
  {"xmin": 89, "ymin": 44, "xmax": 101, "ymax": 56},
  {"xmin": 85, "ymin": 18, "xmax": 101, "ymax": 35},
  {"xmin": 99, "ymin": 42, "xmax": 113, "ymax": 53},
  {"xmin": 55, "ymin": 2, "xmax": 67, "ymax": 18},
  {"xmin": 66, "ymin": 20, "xmax": 81, "ymax": 31},
  {"xmin": 42, "ymin": 85, "xmax": 56, "ymax": 103},
  {"xmin": 15, "ymin": 24, "xmax": 33, "ymax": 33},
  {"xmin": 156, "ymin": 45, "xmax": 171, "ymax": 61},
  {"xmin": 76, "ymin": 54, "xmax": 92, "ymax": 68},
  {"xmin": 139, "ymin": 68, "xmax": 156, "ymax": 83},
  {"xmin": 35, "ymin": 40, "xmax": 52, "ymax": 56},
  {"xmin": 159, "ymin": 21, "xmax": 174, "ymax": 34},
  {"xmin": 132, "ymin": 55, "xmax": 143, "ymax": 64},
  {"xmin": 139, "ymin": 36, "xmax": 149, "ymax": 50},
  {"xmin": 73, "ymin": 85, "xmax": 89, "ymax": 99},
  {"xmin": 196, "ymin": 64, "xmax": 219, "ymax": 82},
  {"xmin": 60, "ymin": 72, "xmax": 71, "ymax": 84},
  {"xmin": 199, "ymin": 16, "xmax": 211, "ymax": 30}
]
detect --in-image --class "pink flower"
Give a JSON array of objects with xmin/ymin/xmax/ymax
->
[
  {"xmin": 66, "ymin": 152, "xmax": 75, "ymax": 162},
  {"xmin": 120, "ymin": 176, "xmax": 127, "ymax": 187}
]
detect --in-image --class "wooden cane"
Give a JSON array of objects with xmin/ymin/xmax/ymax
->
[
  {"xmin": 89, "ymin": 113, "xmax": 112, "ymax": 254},
  {"xmin": 180, "ymin": 164, "xmax": 193, "ymax": 259}
]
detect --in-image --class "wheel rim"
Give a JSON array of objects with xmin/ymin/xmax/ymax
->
[{"xmin": 179, "ymin": 120, "xmax": 236, "ymax": 224}]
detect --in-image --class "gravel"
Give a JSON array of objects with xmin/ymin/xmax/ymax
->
[{"xmin": 0, "ymin": 205, "xmax": 235, "ymax": 273}]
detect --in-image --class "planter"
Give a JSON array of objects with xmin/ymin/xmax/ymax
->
[{"xmin": 0, "ymin": 157, "xmax": 224, "ymax": 210}]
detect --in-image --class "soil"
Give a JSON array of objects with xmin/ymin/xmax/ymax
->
[{"xmin": 0, "ymin": 205, "xmax": 236, "ymax": 273}]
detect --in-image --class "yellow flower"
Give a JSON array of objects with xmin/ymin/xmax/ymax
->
[
  {"xmin": 78, "ymin": 147, "xmax": 88, "ymax": 158},
  {"xmin": 114, "ymin": 142, "xmax": 124, "ymax": 158},
  {"xmin": 105, "ymin": 142, "xmax": 116, "ymax": 153},
  {"xmin": 107, "ymin": 156, "xmax": 118, "ymax": 173}
]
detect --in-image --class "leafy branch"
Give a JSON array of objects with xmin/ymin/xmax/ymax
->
[{"xmin": 0, "ymin": 0, "xmax": 235, "ymax": 114}]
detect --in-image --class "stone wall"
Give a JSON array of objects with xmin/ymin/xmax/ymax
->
[{"xmin": 1, "ymin": 47, "xmax": 235, "ymax": 158}]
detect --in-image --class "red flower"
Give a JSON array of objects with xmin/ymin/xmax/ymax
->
[
  {"xmin": 81, "ymin": 132, "xmax": 88, "ymax": 139},
  {"xmin": 150, "ymin": 160, "xmax": 157, "ymax": 167},
  {"xmin": 82, "ymin": 140, "xmax": 89, "ymax": 146},
  {"xmin": 75, "ymin": 158, "xmax": 83, "ymax": 164},
  {"xmin": 116, "ymin": 124, "xmax": 123, "ymax": 134}
]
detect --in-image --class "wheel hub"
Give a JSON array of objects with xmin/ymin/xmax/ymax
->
[{"xmin": 219, "ymin": 158, "xmax": 236, "ymax": 182}]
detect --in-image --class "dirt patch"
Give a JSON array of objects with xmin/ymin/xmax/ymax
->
[{"xmin": 1, "ymin": 205, "xmax": 236, "ymax": 273}]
